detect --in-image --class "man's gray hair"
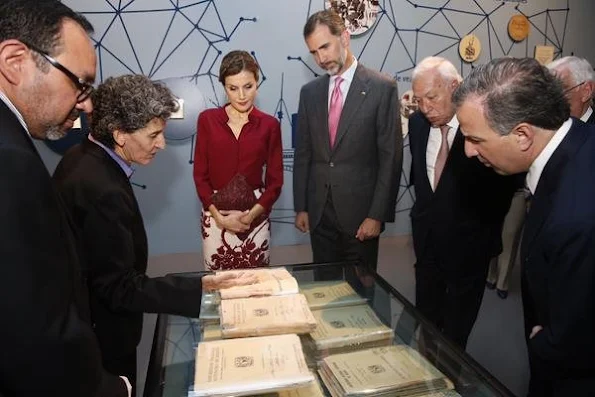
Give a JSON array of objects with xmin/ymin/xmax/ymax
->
[
  {"xmin": 453, "ymin": 57, "xmax": 569, "ymax": 136},
  {"xmin": 412, "ymin": 56, "xmax": 463, "ymax": 83},
  {"xmin": 547, "ymin": 56, "xmax": 595, "ymax": 85}
]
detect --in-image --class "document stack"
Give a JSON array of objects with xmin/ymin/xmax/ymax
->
[
  {"xmin": 318, "ymin": 345, "xmax": 455, "ymax": 397},
  {"xmin": 299, "ymin": 280, "xmax": 368, "ymax": 309},
  {"xmin": 303, "ymin": 304, "xmax": 394, "ymax": 358},
  {"xmin": 216, "ymin": 267, "xmax": 299, "ymax": 299},
  {"xmin": 192, "ymin": 334, "xmax": 316, "ymax": 397},
  {"xmin": 219, "ymin": 294, "xmax": 317, "ymax": 338}
]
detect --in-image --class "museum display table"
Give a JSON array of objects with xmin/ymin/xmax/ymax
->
[{"xmin": 144, "ymin": 262, "xmax": 514, "ymax": 397}]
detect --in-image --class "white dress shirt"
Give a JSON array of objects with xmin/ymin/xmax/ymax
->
[
  {"xmin": 526, "ymin": 118, "xmax": 573, "ymax": 194},
  {"xmin": 327, "ymin": 56, "xmax": 358, "ymax": 109},
  {"xmin": 426, "ymin": 115, "xmax": 459, "ymax": 191},
  {"xmin": 580, "ymin": 106, "xmax": 593, "ymax": 123}
]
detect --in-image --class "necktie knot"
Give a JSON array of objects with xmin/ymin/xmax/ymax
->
[{"xmin": 440, "ymin": 124, "xmax": 450, "ymax": 136}]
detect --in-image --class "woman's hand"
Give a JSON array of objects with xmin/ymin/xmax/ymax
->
[
  {"xmin": 202, "ymin": 271, "xmax": 258, "ymax": 291},
  {"xmin": 216, "ymin": 210, "xmax": 250, "ymax": 233}
]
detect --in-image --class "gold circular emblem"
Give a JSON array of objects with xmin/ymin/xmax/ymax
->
[
  {"xmin": 459, "ymin": 34, "xmax": 481, "ymax": 63},
  {"xmin": 508, "ymin": 14, "xmax": 530, "ymax": 42}
]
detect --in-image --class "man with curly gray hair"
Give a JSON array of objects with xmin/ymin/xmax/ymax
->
[{"xmin": 53, "ymin": 74, "xmax": 257, "ymax": 394}]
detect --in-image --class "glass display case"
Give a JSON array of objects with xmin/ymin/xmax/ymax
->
[{"xmin": 144, "ymin": 262, "xmax": 514, "ymax": 397}]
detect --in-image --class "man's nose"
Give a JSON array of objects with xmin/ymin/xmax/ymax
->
[{"xmin": 464, "ymin": 140, "xmax": 476, "ymax": 158}]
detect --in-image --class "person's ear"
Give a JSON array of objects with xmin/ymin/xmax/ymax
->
[
  {"xmin": 0, "ymin": 40, "xmax": 30, "ymax": 85},
  {"xmin": 579, "ymin": 81, "xmax": 594, "ymax": 104},
  {"xmin": 514, "ymin": 123, "xmax": 534, "ymax": 152},
  {"xmin": 113, "ymin": 129, "xmax": 127, "ymax": 147},
  {"xmin": 340, "ymin": 29, "xmax": 350, "ymax": 48}
]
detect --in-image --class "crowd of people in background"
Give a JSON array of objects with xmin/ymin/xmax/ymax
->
[{"xmin": 1, "ymin": 1, "xmax": 594, "ymax": 396}]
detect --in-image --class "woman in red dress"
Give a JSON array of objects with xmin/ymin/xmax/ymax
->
[{"xmin": 193, "ymin": 50, "xmax": 283, "ymax": 270}]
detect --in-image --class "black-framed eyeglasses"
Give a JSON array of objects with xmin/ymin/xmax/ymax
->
[
  {"xmin": 21, "ymin": 41, "xmax": 94, "ymax": 102},
  {"xmin": 563, "ymin": 81, "xmax": 585, "ymax": 95}
]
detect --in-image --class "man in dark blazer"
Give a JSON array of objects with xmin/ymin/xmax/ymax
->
[
  {"xmin": 409, "ymin": 57, "xmax": 516, "ymax": 349},
  {"xmin": 547, "ymin": 56, "xmax": 594, "ymax": 124},
  {"xmin": 0, "ymin": 1, "xmax": 129, "ymax": 395},
  {"xmin": 53, "ymin": 75, "xmax": 256, "ymax": 394},
  {"xmin": 455, "ymin": 57, "xmax": 595, "ymax": 396},
  {"xmin": 293, "ymin": 10, "xmax": 401, "ymax": 273}
]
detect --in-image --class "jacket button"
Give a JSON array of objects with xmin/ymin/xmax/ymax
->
[{"xmin": 329, "ymin": 162, "xmax": 334, "ymax": 167}]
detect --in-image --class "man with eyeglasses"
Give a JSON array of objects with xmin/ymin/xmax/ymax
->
[
  {"xmin": 547, "ymin": 56, "xmax": 595, "ymax": 124},
  {"xmin": 0, "ymin": 1, "xmax": 129, "ymax": 396}
]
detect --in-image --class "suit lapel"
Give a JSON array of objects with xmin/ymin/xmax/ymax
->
[
  {"xmin": 332, "ymin": 64, "xmax": 370, "ymax": 151},
  {"xmin": 523, "ymin": 122, "xmax": 588, "ymax": 255},
  {"xmin": 313, "ymin": 76, "xmax": 332, "ymax": 156}
]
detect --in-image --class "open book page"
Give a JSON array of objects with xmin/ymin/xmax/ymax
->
[
  {"xmin": 220, "ymin": 294, "xmax": 317, "ymax": 338},
  {"xmin": 309, "ymin": 304, "xmax": 394, "ymax": 350},
  {"xmin": 299, "ymin": 281, "xmax": 367, "ymax": 309},
  {"xmin": 217, "ymin": 267, "xmax": 299, "ymax": 300},
  {"xmin": 192, "ymin": 334, "xmax": 315, "ymax": 397},
  {"xmin": 321, "ymin": 345, "xmax": 453, "ymax": 396}
]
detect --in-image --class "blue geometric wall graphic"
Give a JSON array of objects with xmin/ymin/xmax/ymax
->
[{"xmin": 61, "ymin": 0, "xmax": 573, "ymax": 249}]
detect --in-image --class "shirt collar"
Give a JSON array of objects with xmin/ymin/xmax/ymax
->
[
  {"xmin": 526, "ymin": 118, "xmax": 573, "ymax": 194},
  {"xmin": 0, "ymin": 90, "xmax": 31, "ymax": 137},
  {"xmin": 88, "ymin": 134, "xmax": 135, "ymax": 178},
  {"xmin": 445, "ymin": 114, "xmax": 459, "ymax": 132},
  {"xmin": 330, "ymin": 56, "xmax": 358, "ymax": 86},
  {"xmin": 580, "ymin": 106, "xmax": 593, "ymax": 123}
]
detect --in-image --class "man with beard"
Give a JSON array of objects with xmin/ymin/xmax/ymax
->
[
  {"xmin": 293, "ymin": 9, "xmax": 401, "ymax": 277},
  {"xmin": 0, "ymin": 1, "xmax": 130, "ymax": 395}
]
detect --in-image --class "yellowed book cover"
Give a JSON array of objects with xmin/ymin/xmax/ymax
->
[
  {"xmin": 309, "ymin": 304, "xmax": 393, "ymax": 350},
  {"xmin": 299, "ymin": 281, "xmax": 367, "ymax": 309},
  {"xmin": 217, "ymin": 267, "xmax": 299, "ymax": 300},
  {"xmin": 321, "ymin": 345, "xmax": 453, "ymax": 396},
  {"xmin": 220, "ymin": 294, "xmax": 317, "ymax": 338},
  {"xmin": 192, "ymin": 334, "xmax": 315, "ymax": 397}
]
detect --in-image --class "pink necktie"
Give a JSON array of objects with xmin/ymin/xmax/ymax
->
[
  {"xmin": 434, "ymin": 125, "xmax": 450, "ymax": 189},
  {"xmin": 328, "ymin": 76, "xmax": 344, "ymax": 148}
]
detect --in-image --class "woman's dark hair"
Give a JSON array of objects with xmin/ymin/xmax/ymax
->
[{"xmin": 218, "ymin": 50, "xmax": 259, "ymax": 84}]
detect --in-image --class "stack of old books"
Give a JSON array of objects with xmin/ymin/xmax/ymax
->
[
  {"xmin": 193, "ymin": 268, "xmax": 321, "ymax": 396},
  {"xmin": 192, "ymin": 334, "xmax": 318, "ymax": 397},
  {"xmin": 219, "ymin": 293, "xmax": 317, "ymax": 338},
  {"xmin": 302, "ymin": 303, "xmax": 394, "ymax": 360},
  {"xmin": 318, "ymin": 345, "xmax": 456, "ymax": 397},
  {"xmin": 299, "ymin": 280, "xmax": 368, "ymax": 309}
]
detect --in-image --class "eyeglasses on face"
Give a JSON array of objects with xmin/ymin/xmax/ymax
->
[
  {"xmin": 21, "ymin": 40, "xmax": 94, "ymax": 102},
  {"xmin": 563, "ymin": 81, "xmax": 585, "ymax": 95}
]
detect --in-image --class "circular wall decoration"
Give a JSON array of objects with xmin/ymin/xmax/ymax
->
[
  {"xmin": 508, "ymin": 14, "xmax": 530, "ymax": 42},
  {"xmin": 324, "ymin": 0, "xmax": 380, "ymax": 36},
  {"xmin": 157, "ymin": 76, "xmax": 207, "ymax": 141},
  {"xmin": 459, "ymin": 34, "xmax": 481, "ymax": 63}
]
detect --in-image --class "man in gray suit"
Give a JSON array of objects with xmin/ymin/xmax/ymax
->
[{"xmin": 293, "ymin": 9, "xmax": 402, "ymax": 275}]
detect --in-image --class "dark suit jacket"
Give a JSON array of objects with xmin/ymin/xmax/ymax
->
[
  {"xmin": 53, "ymin": 138, "xmax": 202, "ymax": 360},
  {"xmin": 293, "ymin": 63, "xmax": 402, "ymax": 234},
  {"xmin": 0, "ymin": 102, "xmax": 126, "ymax": 396},
  {"xmin": 408, "ymin": 112, "xmax": 517, "ymax": 274},
  {"xmin": 521, "ymin": 119, "xmax": 595, "ymax": 378}
]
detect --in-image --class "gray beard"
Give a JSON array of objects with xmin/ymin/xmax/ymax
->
[{"xmin": 45, "ymin": 125, "xmax": 68, "ymax": 141}]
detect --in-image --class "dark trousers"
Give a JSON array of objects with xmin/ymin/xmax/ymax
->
[
  {"xmin": 415, "ymin": 255, "xmax": 490, "ymax": 349},
  {"xmin": 104, "ymin": 349, "xmax": 137, "ymax": 397},
  {"xmin": 310, "ymin": 193, "xmax": 379, "ymax": 280}
]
